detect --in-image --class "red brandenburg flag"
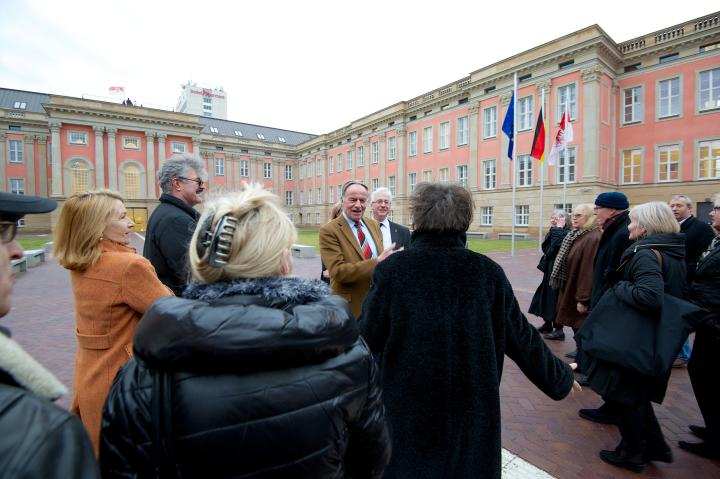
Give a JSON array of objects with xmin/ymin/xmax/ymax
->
[{"xmin": 530, "ymin": 107, "xmax": 546, "ymax": 163}]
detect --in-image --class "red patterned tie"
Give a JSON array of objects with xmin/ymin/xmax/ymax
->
[{"xmin": 355, "ymin": 221, "xmax": 372, "ymax": 259}]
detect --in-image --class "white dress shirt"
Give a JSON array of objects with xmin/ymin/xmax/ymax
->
[{"xmin": 378, "ymin": 218, "xmax": 392, "ymax": 251}]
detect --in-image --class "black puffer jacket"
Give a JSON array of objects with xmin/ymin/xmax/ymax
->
[
  {"xmin": 143, "ymin": 193, "xmax": 200, "ymax": 295},
  {"xmin": 691, "ymin": 239, "xmax": 720, "ymax": 335},
  {"xmin": 591, "ymin": 210, "xmax": 633, "ymax": 309},
  {"xmin": 100, "ymin": 277, "xmax": 391, "ymax": 479},
  {"xmin": 584, "ymin": 233, "xmax": 688, "ymax": 404}
]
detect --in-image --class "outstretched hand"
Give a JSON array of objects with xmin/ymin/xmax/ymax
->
[
  {"xmin": 377, "ymin": 243, "xmax": 403, "ymax": 262},
  {"xmin": 569, "ymin": 363, "xmax": 582, "ymax": 392}
]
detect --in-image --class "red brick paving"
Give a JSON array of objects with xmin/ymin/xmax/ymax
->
[{"xmin": 4, "ymin": 239, "xmax": 719, "ymax": 478}]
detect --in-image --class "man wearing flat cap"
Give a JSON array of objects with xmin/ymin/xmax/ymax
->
[
  {"xmin": 0, "ymin": 193, "xmax": 99, "ymax": 477},
  {"xmin": 578, "ymin": 191, "xmax": 634, "ymax": 425}
]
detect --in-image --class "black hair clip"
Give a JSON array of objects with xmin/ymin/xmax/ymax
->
[{"xmin": 195, "ymin": 214, "xmax": 239, "ymax": 268}]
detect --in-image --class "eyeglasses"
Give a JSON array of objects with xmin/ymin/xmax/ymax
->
[
  {"xmin": 177, "ymin": 177, "xmax": 204, "ymax": 188},
  {"xmin": 372, "ymin": 200, "xmax": 390, "ymax": 205},
  {"xmin": 0, "ymin": 221, "xmax": 18, "ymax": 244},
  {"xmin": 713, "ymin": 206, "xmax": 720, "ymax": 212}
]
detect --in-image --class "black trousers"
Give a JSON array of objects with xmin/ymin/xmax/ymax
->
[
  {"xmin": 617, "ymin": 400, "xmax": 667, "ymax": 454},
  {"xmin": 688, "ymin": 329, "xmax": 720, "ymax": 438}
]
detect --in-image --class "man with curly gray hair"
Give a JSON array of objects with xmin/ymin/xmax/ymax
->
[{"xmin": 144, "ymin": 153, "xmax": 207, "ymax": 295}]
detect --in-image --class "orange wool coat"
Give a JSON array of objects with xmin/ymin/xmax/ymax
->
[{"xmin": 69, "ymin": 240, "xmax": 172, "ymax": 455}]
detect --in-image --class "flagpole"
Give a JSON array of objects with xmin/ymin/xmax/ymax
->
[
  {"xmin": 511, "ymin": 72, "xmax": 518, "ymax": 257},
  {"xmin": 538, "ymin": 88, "xmax": 545, "ymax": 252},
  {"xmin": 562, "ymin": 146, "xmax": 568, "ymax": 211}
]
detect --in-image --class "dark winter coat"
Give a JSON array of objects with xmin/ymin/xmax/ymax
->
[
  {"xmin": 143, "ymin": 193, "xmax": 201, "ymax": 296},
  {"xmin": 691, "ymin": 237, "xmax": 720, "ymax": 333},
  {"xmin": 0, "ymin": 327, "xmax": 99, "ymax": 478},
  {"xmin": 100, "ymin": 277, "xmax": 391, "ymax": 479},
  {"xmin": 529, "ymin": 227, "xmax": 569, "ymax": 322},
  {"xmin": 555, "ymin": 229, "xmax": 602, "ymax": 329},
  {"xmin": 583, "ymin": 233, "xmax": 688, "ymax": 405},
  {"xmin": 358, "ymin": 231, "xmax": 574, "ymax": 479},
  {"xmin": 590, "ymin": 210, "xmax": 633, "ymax": 309},
  {"xmin": 680, "ymin": 215, "xmax": 715, "ymax": 280}
]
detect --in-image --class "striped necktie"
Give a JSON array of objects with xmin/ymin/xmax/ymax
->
[{"xmin": 355, "ymin": 221, "xmax": 372, "ymax": 259}]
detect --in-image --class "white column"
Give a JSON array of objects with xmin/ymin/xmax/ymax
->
[
  {"xmin": 107, "ymin": 128, "xmax": 118, "ymax": 190},
  {"xmin": 157, "ymin": 134, "xmax": 166, "ymax": 166},
  {"xmin": 581, "ymin": 66, "xmax": 603, "ymax": 181},
  {"xmin": 0, "ymin": 133, "xmax": 6, "ymax": 192},
  {"xmin": 379, "ymin": 133, "xmax": 386, "ymax": 187},
  {"xmin": 50, "ymin": 121, "xmax": 62, "ymax": 196},
  {"xmin": 93, "ymin": 126, "xmax": 105, "ymax": 189},
  {"xmin": 37, "ymin": 136, "xmax": 48, "ymax": 196},
  {"xmin": 468, "ymin": 102, "xmax": 480, "ymax": 191},
  {"xmin": 499, "ymin": 94, "xmax": 512, "ymax": 188},
  {"xmin": 23, "ymin": 135, "xmax": 36, "ymax": 195},
  {"xmin": 145, "ymin": 132, "xmax": 156, "ymax": 198},
  {"xmin": 363, "ymin": 139, "xmax": 370, "ymax": 186}
]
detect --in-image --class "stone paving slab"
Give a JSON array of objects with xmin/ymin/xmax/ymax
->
[{"xmin": 4, "ymin": 237, "xmax": 719, "ymax": 478}]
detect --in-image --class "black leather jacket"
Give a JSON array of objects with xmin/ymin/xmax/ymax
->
[{"xmin": 100, "ymin": 277, "xmax": 391, "ymax": 478}]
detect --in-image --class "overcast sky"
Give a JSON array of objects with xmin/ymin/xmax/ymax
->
[{"xmin": 0, "ymin": 0, "xmax": 715, "ymax": 134}]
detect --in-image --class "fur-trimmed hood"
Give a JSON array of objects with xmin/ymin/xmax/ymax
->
[
  {"xmin": 0, "ymin": 328, "xmax": 68, "ymax": 401},
  {"xmin": 135, "ymin": 277, "xmax": 357, "ymax": 373}
]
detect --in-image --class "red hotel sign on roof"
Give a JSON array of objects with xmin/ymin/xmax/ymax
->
[{"xmin": 190, "ymin": 89, "xmax": 225, "ymax": 99}]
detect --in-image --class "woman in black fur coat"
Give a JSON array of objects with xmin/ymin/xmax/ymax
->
[{"xmin": 100, "ymin": 185, "xmax": 391, "ymax": 479}]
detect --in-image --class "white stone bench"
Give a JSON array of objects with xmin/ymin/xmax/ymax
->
[
  {"xmin": 498, "ymin": 233, "xmax": 529, "ymax": 240},
  {"xmin": 291, "ymin": 244, "xmax": 316, "ymax": 258},
  {"xmin": 466, "ymin": 232, "xmax": 489, "ymax": 239},
  {"xmin": 24, "ymin": 249, "xmax": 46, "ymax": 268},
  {"xmin": 11, "ymin": 257, "xmax": 27, "ymax": 273}
]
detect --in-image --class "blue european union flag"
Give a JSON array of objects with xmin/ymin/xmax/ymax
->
[{"xmin": 501, "ymin": 91, "xmax": 515, "ymax": 160}]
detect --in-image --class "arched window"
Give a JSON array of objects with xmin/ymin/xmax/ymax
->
[
  {"xmin": 71, "ymin": 160, "xmax": 89, "ymax": 194},
  {"xmin": 124, "ymin": 164, "xmax": 140, "ymax": 199}
]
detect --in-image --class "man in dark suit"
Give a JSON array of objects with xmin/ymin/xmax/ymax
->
[
  {"xmin": 319, "ymin": 181, "xmax": 397, "ymax": 319},
  {"xmin": 670, "ymin": 194, "xmax": 715, "ymax": 367},
  {"xmin": 371, "ymin": 187, "xmax": 411, "ymax": 251}
]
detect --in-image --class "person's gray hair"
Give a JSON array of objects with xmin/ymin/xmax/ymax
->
[
  {"xmin": 410, "ymin": 182, "xmax": 473, "ymax": 233},
  {"xmin": 552, "ymin": 209, "xmax": 569, "ymax": 223},
  {"xmin": 158, "ymin": 154, "xmax": 207, "ymax": 194},
  {"xmin": 630, "ymin": 201, "xmax": 680, "ymax": 236},
  {"xmin": 671, "ymin": 194, "xmax": 692, "ymax": 208},
  {"xmin": 371, "ymin": 187, "xmax": 393, "ymax": 203}
]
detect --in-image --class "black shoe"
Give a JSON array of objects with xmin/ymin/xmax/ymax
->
[
  {"xmin": 579, "ymin": 408, "xmax": 619, "ymax": 425},
  {"xmin": 645, "ymin": 447, "xmax": 674, "ymax": 463},
  {"xmin": 689, "ymin": 425, "xmax": 711, "ymax": 441},
  {"xmin": 599, "ymin": 449, "xmax": 644, "ymax": 473},
  {"xmin": 537, "ymin": 322, "xmax": 553, "ymax": 334},
  {"xmin": 575, "ymin": 374, "xmax": 590, "ymax": 386},
  {"xmin": 679, "ymin": 440, "xmax": 720, "ymax": 459},
  {"xmin": 565, "ymin": 349, "xmax": 577, "ymax": 359},
  {"xmin": 544, "ymin": 330, "xmax": 565, "ymax": 340}
]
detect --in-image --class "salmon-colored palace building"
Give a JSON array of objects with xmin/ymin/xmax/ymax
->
[{"xmin": 1, "ymin": 12, "xmax": 719, "ymax": 236}]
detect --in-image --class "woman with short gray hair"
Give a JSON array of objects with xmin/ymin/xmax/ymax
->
[{"xmin": 359, "ymin": 182, "xmax": 577, "ymax": 479}]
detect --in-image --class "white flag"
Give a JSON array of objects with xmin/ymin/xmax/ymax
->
[{"xmin": 547, "ymin": 111, "xmax": 573, "ymax": 166}]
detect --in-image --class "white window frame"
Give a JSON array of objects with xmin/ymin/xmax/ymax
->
[
  {"xmin": 317, "ymin": 188, "xmax": 322, "ymax": 204},
  {"xmin": 518, "ymin": 96, "xmax": 534, "ymax": 131},
  {"xmin": 285, "ymin": 164, "xmax": 293, "ymax": 180},
  {"xmin": 171, "ymin": 142, "xmax": 186, "ymax": 153},
  {"xmin": 480, "ymin": 206, "xmax": 493, "ymax": 226},
  {"xmin": 8, "ymin": 140, "xmax": 23, "ymax": 163},
  {"xmin": 423, "ymin": 170, "xmax": 432, "ymax": 182},
  {"xmin": 328, "ymin": 155, "xmax": 333, "ymax": 174},
  {"xmin": 439, "ymin": 168, "xmax": 449, "ymax": 182},
  {"xmin": 457, "ymin": 117, "xmax": 468, "ymax": 146},
  {"xmin": 623, "ymin": 85, "xmax": 644, "ymax": 124},
  {"xmin": 357, "ymin": 146, "xmax": 365, "ymax": 167},
  {"xmin": 316, "ymin": 212, "xmax": 321, "ymax": 225},
  {"xmin": 657, "ymin": 77, "xmax": 681, "ymax": 119},
  {"xmin": 422, "ymin": 126, "xmax": 433, "ymax": 153},
  {"xmin": 657, "ymin": 144, "xmax": 680, "ymax": 182},
  {"xmin": 483, "ymin": 159, "xmax": 496, "ymax": 190},
  {"xmin": 371, "ymin": 141, "xmax": 379, "ymax": 164},
  {"xmin": 12, "ymin": 101, "xmax": 27, "ymax": 110},
  {"xmin": 371, "ymin": 178, "xmax": 379, "ymax": 191},
  {"xmin": 214, "ymin": 157, "xmax": 225, "ymax": 176},
  {"xmin": 316, "ymin": 158, "xmax": 322, "ymax": 177},
  {"xmin": 557, "ymin": 84, "xmax": 577, "ymax": 121},
  {"xmin": 621, "ymin": 148, "xmax": 643, "ymax": 184},
  {"xmin": 388, "ymin": 137, "xmax": 396, "ymax": 160},
  {"xmin": 337, "ymin": 153, "xmax": 343, "ymax": 172},
  {"xmin": 9, "ymin": 178, "xmax": 25, "ymax": 195},
  {"xmin": 439, "ymin": 122, "xmax": 450, "ymax": 150},
  {"xmin": 697, "ymin": 139, "xmax": 720, "ymax": 179},
  {"xmin": 257, "ymin": 133, "xmax": 265, "ymax": 140},
  {"xmin": 483, "ymin": 107, "xmax": 497, "ymax": 139},
  {"xmin": 388, "ymin": 176, "xmax": 396, "ymax": 196},
  {"xmin": 68, "ymin": 131, "xmax": 88, "ymax": 146},
  {"xmin": 240, "ymin": 160, "xmax": 249, "ymax": 177},
  {"xmin": 557, "ymin": 147, "xmax": 576, "ymax": 184},
  {"xmin": 456, "ymin": 165, "xmax": 468, "ymax": 187},
  {"xmin": 329, "ymin": 185, "xmax": 334, "ymax": 203},
  {"xmin": 122, "ymin": 136, "xmax": 140, "ymax": 150},
  {"xmin": 263, "ymin": 162, "xmax": 272, "ymax": 179},
  {"xmin": 515, "ymin": 205, "xmax": 530, "ymax": 227},
  {"xmin": 698, "ymin": 67, "xmax": 720, "ymax": 112},
  {"xmin": 516, "ymin": 154, "xmax": 533, "ymax": 187},
  {"xmin": 409, "ymin": 131, "xmax": 418, "ymax": 156},
  {"xmin": 347, "ymin": 150, "xmax": 353, "ymax": 170},
  {"xmin": 408, "ymin": 172, "xmax": 417, "ymax": 193},
  {"xmin": 285, "ymin": 191, "xmax": 293, "ymax": 206},
  {"xmin": 209, "ymin": 126, "xmax": 218, "ymax": 133}
]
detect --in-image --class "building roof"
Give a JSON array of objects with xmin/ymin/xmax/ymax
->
[
  {"xmin": 198, "ymin": 116, "xmax": 315, "ymax": 146},
  {"xmin": 0, "ymin": 88, "xmax": 50, "ymax": 113}
]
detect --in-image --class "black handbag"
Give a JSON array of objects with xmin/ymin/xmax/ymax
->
[{"xmin": 577, "ymin": 250, "xmax": 701, "ymax": 377}]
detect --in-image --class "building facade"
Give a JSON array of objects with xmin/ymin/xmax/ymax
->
[
  {"xmin": 1, "ymin": 12, "xmax": 719, "ymax": 236},
  {"xmin": 176, "ymin": 82, "xmax": 228, "ymax": 119}
]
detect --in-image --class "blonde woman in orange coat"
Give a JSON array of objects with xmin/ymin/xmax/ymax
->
[{"xmin": 53, "ymin": 190, "xmax": 172, "ymax": 454}]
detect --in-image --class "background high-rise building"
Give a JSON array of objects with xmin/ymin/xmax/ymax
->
[{"xmin": 176, "ymin": 82, "xmax": 228, "ymax": 119}]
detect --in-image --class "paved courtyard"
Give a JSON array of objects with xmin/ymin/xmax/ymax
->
[{"xmin": 5, "ymin": 235, "xmax": 720, "ymax": 478}]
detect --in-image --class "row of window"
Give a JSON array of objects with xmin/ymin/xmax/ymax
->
[
  {"xmin": 622, "ymin": 67, "xmax": 720, "ymax": 124},
  {"xmin": 5, "ymin": 136, "xmax": 190, "ymax": 159},
  {"xmin": 622, "ymin": 139, "xmax": 720, "ymax": 183},
  {"xmin": 212, "ymin": 158, "xmax": 274, "ymax": 179}
]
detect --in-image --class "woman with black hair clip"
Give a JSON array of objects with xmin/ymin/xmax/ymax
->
[{"xmin": 100, "ymin": 184, "xmax": 391, "ymax": 479}]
